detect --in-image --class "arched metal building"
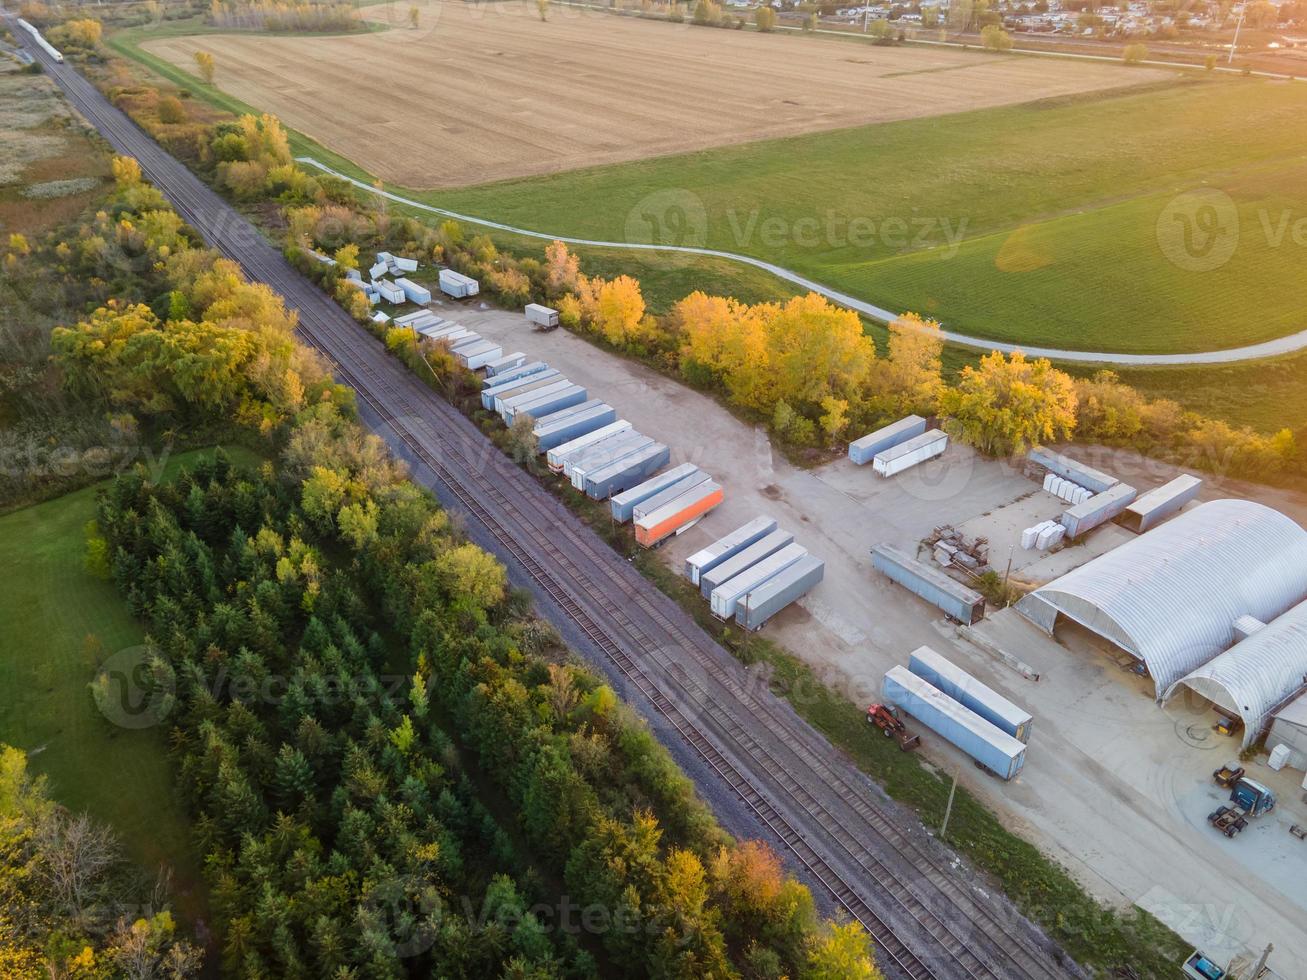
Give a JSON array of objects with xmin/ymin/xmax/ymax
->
[
  {"xmin": 1165, "ymin": 600, "xmax": 1307, "ymax": 747},
  {"xmin": 1015, "ymin": 499, "xmax": 1307, "ymax": 699}
]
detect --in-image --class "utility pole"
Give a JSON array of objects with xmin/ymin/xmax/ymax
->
[
  {"xmin": 940, "ymin": 770, "xmax": 959, "ymax": 840},
  {"xmin": 1002, "ymin": 544, "xmax": 1014, "ymax": 605},
  {"xmin": 1228, "ymin": 3, "xmax": 1246, "ymax": 65},
  {"xmin": 1250, "ymin": 943, "xmax": 1273, "ymax": 978},
  {"xmin": 863, "ymin": 3, "xmax": 871, "ymax": 32}
]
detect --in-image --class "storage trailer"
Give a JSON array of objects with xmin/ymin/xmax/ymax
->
[
  {"xmin": 848, "ymin": 415, "xmax": 928, "ymax": 465},
  {"xmin": 636, "ymin": 480, "xmax": 723, "ymax": 547},
  {"xmin": 487, "ymin": 374, "xmax": 563, "ymax": 413},
  {"xmin": 631, "ymin": 470, "xmax": 712, "ymax": 523},
  {"xmin": 882, "ymin": 667, "xmax": 1026, "ymax": 780},
  {"xmin": 484, "ymin": 352, "xmax": 527, "ymax": 377},
  {"xmin": 482, "ymin": 360, "xmax": 549, "ymax": 389},
  {"xmin": 735, "ymin": 555, "xmax": 824, "ymax": 631},
  {"xmin": 907, "ymin": 646, "xmax": 1032, "ymax": 742},
  {"xmin": 610, "ymin": 463, "xmax": 703, "ymax": 523},
  {"xmin": 393, "ymin": 256, "xmax": 419, "ymax": 273},
  {"xmin": 685, "ymin": 516, "xmax": 779, "ymax": 587},
  {"xmin": 710, "ymin": 543, "xmax": 808, "ymax": 620},
  {"xmin": 525, "ymin": 303, "xmax": 560, "ymax": 330},
  {"xmin": 1059, "ymin": 483, "xmax": 1137, "ymax": 539},
  {"xmin": 504, "ymin": 384, "xmax": 587, "ymax": 425},
  {"xmin": 584, "ymin": 443, "xmax": 671, "ymax": 500},
  {"xmin": 534, "ymin": 403, "xmax": 616, "ymax": 451},
  {"xmin": 871, "ymin": 544, "xmax": 985, "ymax": 625},
  {"xmin": 547, "ymin": 421, "xmax": 633, "ymax": 472},
  {"xmin": 1028, "ymin": 448, "xmax": 1118, "ymax": 495},
  {"xmin": 372, "ymin": 280, "xmax": 406, "ymax": 304},
  {"xmin": 567, "ymin": 432, "xmax": 651, "ymax": 486},
  {"xmin": 700, "ymin": 529, "xmax": 796, "ymax": 599},
  {"xmin": 392, "ymin": 277, "xmax": 431, "ymax": 304},
  {"xmin": 438, "ymin": 269, "xmax": 480, "ymax": 298},
  {"xmin": 872, "ymin": 430, "xmax": 948, "ymax": 477},
  {"xmin": 395, "ymin": 309, "xmax": 436, "ymax": 327},
  {"xmin": 1118, "ymin": 474, "xmax": 1202, "ymax": 534},
  {"xmin": 455, "ymin": 340, "xmax": 504, "ymax": 371}
]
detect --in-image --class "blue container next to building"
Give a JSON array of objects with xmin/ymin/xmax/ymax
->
[
  {"xmin": 882, "ymin": 667, "xmax": 1026, "ymax": 780},
  {"xmin": 907, "ymin": 646, "xmax": 1032, "ymax": 742},
  {"xmin": 871, "ymin": 544, "xmax": 984, "ymax": 624}
]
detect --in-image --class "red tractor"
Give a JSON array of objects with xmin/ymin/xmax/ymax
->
[{"xmin": 866, "ymin": 703, "xmax": 921, "ymax": 751}]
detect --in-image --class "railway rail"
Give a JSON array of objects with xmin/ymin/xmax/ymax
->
[{"xmin": 14, "ymin": 26, "xmax": 1086, "ymax": 980}]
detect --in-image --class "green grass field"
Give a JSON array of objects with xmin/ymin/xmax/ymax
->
[
  {"xmin": 425, "ymin": 77, "xmax": 1307, "ymax": 355},
  {"xmin": 0, "ymin": 446, "xmax": 258, "ymax": 926}
]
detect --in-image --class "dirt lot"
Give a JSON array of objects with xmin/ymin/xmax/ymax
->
[
  {"xmin": 140, "ymin": 1, "xmax": 1169, "ymax": 187},
  {"xmin": 439, "ymin": 298, "xmax": 1307, "ymax": 973}
]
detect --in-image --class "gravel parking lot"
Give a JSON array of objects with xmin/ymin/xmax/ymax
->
[{"xmin": 450, "ymin": 302, "xmax": 1307, "ymax": 972}]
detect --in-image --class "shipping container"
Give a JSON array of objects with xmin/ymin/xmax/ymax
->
[
  {"xmin": 710, "ymin": 543, "xmax": 808, "ymax": 620},
  {"xmin": 872, "ymin": 430, "xmax": 948, "ymax": 478},
  {"xmin": 488, "ymin": 374, "xmax": 566, "ymax": 413},
  {"xmin": 484, "ymin": 352, "xmax": 527, "ymax": 377},
  {"xmin": 525, "ymin": 303, "xmax": 559, "ymax": 329},
  {"xmin": 438, "ymin": 269, "xmax": 480, "ymax": 298},
  {"xmin": 547, "ymin": 421, "xmax": 633, "ymax": 472},
  {"xmin": 610, "ymin": 463, "xmax": 703, "ymax": 523},
  {"xmin": 1035, "ymin": 523, "xmax": 1062, "ymax": 550},
  {"xmin": 1027, "ymin": 448, "xmax": 1118, "ymax": 495},
  {"xmin": 882, "ymin": 667, "xmax": 1026, "ymax": 779},
  {"xmin": 534, "ymin": 403, "xmax": 617, "ymax": 451},
  {"xmin": 533, "ymin": 398, "xmax": 605, "ymax": 429},
  {"xmin": 584, "ymin": 443, "xmax": 672, "ymax": 500},
  {"xmin": 701, "ymin": 529, "xmax": 797, "ymax": 599},
  {"xmin": 369, "ymin": 261, "xmax": 389, "ymax": 280},
  {"xmin": 636, "ymin": 481, "xmax": 723, "ymax": 547},
  {"xmin": 848, "ymin": 415, "xmax": 928, "ymax": 465},
  {"xmin": 1059, "ymin": 483, "xmax": 1138, "ymax": 538},
  {"xmin": 870, "ymin": 544, "xmax": 985, "ymax": 624},
  {"xmin": 907, "ymin": 646, "xmax": 1033, "ymax": 742},
  {"xmin": 481, "ymin": 360, "xmax": 549, "ymax": 389},
  {"xmin": 392, "ymin": 277, "xmax": 431, "ymax": 304},
  {"xmin": 455, "ymin": 341, "xmax": 504, "ymax": 371},
  {"xmin": 735, "ymin": 555, "xmax": 824, "ymax": 631},
  {"xmin": 394, "ymin": 310, "xmax": 434, "ymax": 327},
  {"xmin": 685, "ymin": 516, "xmax": 779, "ymax": 586},
  {"xmin": 372, "ymin": 280, "xmax": 406, "ymax": 304},
  {"xmin": 566, "ymin": 432, "xmax": 651, "ymax": 485},
  {"xmin": 394, "ymin": 256, "xmax": 419, "ymax": 273},
  {"xmin": 422, "ymin": 328, "xmax": 472, "ymax": 346},
  {"xmin": 1118, "ymin": 474, "xmax": 1202, "ymax": 534},
  {"xmin": 632, "ymin": 471, "xmax": 713, "ymax": 523},
  {"xmin": 370, "ymin": 311, "xmax": 390, "ymax": 325},
  {"xmin": 450, "ymin": 334, "xmax": 486, "ymax": 352},
  {"xmin": 505, "ymin": 384, "xmax": 587, "ymax": 425}
]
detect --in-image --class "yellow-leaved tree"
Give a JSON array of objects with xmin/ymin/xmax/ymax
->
[
  {"xmin": 872, "ymin": 313, "xmax": 944, "ymax": 416},
  {"xmin": 939, "ymin": 350, "xmax": 1077, "ymax": 456}
]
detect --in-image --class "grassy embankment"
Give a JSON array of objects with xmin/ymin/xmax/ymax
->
[{"xmin": 0, "ymin": 445, "xmax": 261, "ymax": 926}]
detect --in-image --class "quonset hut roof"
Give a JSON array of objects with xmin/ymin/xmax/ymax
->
[
  {"xmin": 1165, "ymin": 600, "xmax": 1307, "ymax": 747},
  {"xmin": 1015, "ymin": 499, "xmax": 1307, "ymax": 698}
]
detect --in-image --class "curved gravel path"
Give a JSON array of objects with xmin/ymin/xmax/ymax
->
[{"xmin": 299, "ymin": 157, "xmax": 1307, "ymax": 366}]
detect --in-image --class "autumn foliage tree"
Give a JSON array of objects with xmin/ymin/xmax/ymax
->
[{"xmin": 940, "ymin": 350, "xmax": 1077, "ymax": 455}]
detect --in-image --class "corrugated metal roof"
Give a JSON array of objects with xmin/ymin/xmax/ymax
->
[
  {"xmin": 1166, "ymin": 600, "xmax": 1307, "ymax": 747},
  {"xmin": 1016, "ymin": 499, "xmax": 1307, "ymax": 698}
]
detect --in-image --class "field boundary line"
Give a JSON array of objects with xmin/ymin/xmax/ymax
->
[{"xmin": 297, "ymin": 156, "xmax": 1307, "ymax": 366}]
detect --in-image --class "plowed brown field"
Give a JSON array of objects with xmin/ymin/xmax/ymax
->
[{"xmin": 142, "ymin": 1, "xmax": 1170, "ymax": 188}]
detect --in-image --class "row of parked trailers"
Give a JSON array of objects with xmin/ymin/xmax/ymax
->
[
  {"xmin": 682, "ymin": 517, "xmax": 826, "ymax": 630},
  {"xmin": 847, "ymin": 415, "xmax": 948, "ymax": 476},
  {"xmin": 606, "ymin": 463, "xmax": 724, "ymax": 547},
  {"xmin": 882, "ymin": 645, "xmax": 1032, "ymax": 780},
  {"xmin": 398, "ymin": 310, "xmax": 508, "ymax": 370}
]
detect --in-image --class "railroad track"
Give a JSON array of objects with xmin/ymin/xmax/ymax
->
[{"xmin": 17, "ymin": 28, "xmax": 1087, "ymax": 980}]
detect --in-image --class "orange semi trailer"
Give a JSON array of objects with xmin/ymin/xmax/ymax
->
[{"xmin": 634, "ymin": 482, "xmax": 724, "ymax": 548}]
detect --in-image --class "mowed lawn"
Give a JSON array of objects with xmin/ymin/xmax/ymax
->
[
  {"xmin": 0, "ymin": 446, "xmax": 258, "ymax": 926},
  {"xmin": 428, "ymin": 77, "xmax": 1307, "ymax": 354}
]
